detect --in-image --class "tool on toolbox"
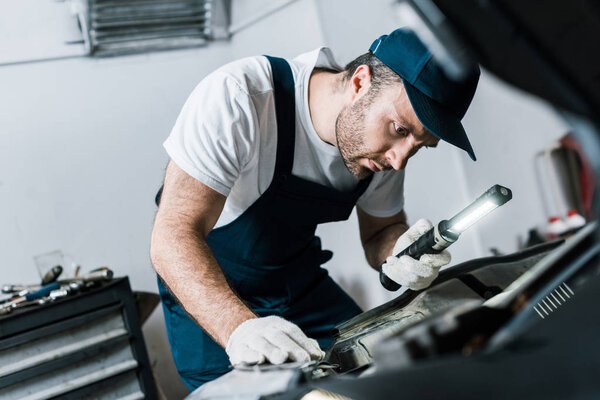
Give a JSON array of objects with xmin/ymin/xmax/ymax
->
[
  {"xmin": 380, "ymin": 184, "xmax": 513, "ymax": 291},
  {"xmin": 0, "ymin": 282, "xmax": 60, "ymax": 315},
  {"xmin": 2, "ymin": 284, "xmax": 42, "ymax": 294},
  {"xmin": 0, "ymin": 267, "xmax": 114, "ymax": 315},
  {"xmin": 41, "ymin": 265, "xmax": 63, "ymax": 285}
]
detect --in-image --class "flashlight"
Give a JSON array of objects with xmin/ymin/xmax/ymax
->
[{"xmin": 380, "ymin": 184, "xmax": 512, "ymax": 291}]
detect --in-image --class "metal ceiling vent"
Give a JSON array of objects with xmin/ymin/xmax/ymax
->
[{"xmin": 74, "ymin": 0, "xmax": 216, "ymax": 56}]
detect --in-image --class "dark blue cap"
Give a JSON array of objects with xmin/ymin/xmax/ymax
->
[{"xmin": 369, "ymin": 28, "xmax": 480, "ymax": 161}]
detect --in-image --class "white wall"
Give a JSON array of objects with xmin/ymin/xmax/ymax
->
[{"xmin": 0, "ymin": 0, "xmax": 570, "ymax": 398}]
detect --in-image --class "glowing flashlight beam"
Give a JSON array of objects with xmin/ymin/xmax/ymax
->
[
  {"xmin": 449, "ymin": 200, "xmax": 498, "ymax": 232},
  {"xmin": 447, "ymin": 185, "xmax": 512, "ymax": 234}
]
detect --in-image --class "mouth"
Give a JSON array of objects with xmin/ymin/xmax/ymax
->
[{"xmin": 367, "ymin": 159, "xmax": 382, "ymax": 172}]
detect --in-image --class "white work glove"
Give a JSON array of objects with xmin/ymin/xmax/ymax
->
[
  {"xmin": 381, "ymin": 219, "xmax": 451, "ymax": 291},
  {"xmin": 225, "ymin": 315, "xmax": 325, "ymax": 366}
]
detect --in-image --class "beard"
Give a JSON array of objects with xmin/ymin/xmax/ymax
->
[{"xmin": 335, "ymin": 93, "xmax": 389, "ymax": 179}]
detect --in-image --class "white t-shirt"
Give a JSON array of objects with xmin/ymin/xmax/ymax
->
[{"xmin": 164, "ymin": 48, "xmax": 405, "ymax": 228}]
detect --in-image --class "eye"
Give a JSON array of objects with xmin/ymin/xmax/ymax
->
[{"xmin": 393, "ymin": 122, "xmax": 408, "ymax": 137}]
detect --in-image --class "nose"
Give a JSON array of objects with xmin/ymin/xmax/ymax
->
[
  {"xmin": 386, "ymin": 142, "xmax": 415, "ymax": 170},
  {"xmin": 385, "ymin": 148, "xmax": 405, "ymax": 170}
]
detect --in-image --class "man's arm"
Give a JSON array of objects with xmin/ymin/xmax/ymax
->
[
  {"xmin": 357, "ymin": 206, "xmax": 409, "ymax": 269},
  {"xmin": 150, "ymin": 161, "xmax": 256, "ymax": 347}
]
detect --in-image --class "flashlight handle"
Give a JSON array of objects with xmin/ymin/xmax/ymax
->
[
  {"xmin": 379, "ymin": 270, "xmax": 402, "ymax": 291},
  {"xmin": 399, "ymin": 228, "xmax": 438, "ymax": 259},
  {"xmin": 380, "ymin": 228, "xmax": 440, "ymax": 291}
]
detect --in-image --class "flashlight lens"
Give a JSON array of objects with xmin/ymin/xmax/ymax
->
[{"xmin": 449, "ymin": 200, "xmax": 498, "ymax": 233}]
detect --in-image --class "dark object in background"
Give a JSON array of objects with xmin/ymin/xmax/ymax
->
[
  {"xmin": 525, "ymin": 228, "xmax": 545, "ymax": 247},
  {"xmin": 559, "ymin": 134, "xmax": 597, "ymax": 219},
  {"xmin": 426, "ymin": 0, "xmax": 600, "ymax": 120},
  {"xmin": 40, "ymin": 265, "xmax": 62, "ymax": 285},
  {"xmin": 134, "ymin": 291, "xmax": 160, "ymax": 325}
]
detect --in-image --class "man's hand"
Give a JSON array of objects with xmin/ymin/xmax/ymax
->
[
  {"xmin": 225, "ymin": 316, "xmax": 325, "ymax": 366},
  {"xmin": 381, "ymin": 219, "xmax": 451, "ymax": 290}
]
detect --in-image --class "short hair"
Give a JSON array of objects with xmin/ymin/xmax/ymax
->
[{"xmin": 343, "ymin": 52, "xmax": 402, "ymax": 95}]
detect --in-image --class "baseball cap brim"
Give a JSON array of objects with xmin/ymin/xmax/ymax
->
[{"xmin": 403, "ymin": 80, "xmax": 476, "ymax": 161}]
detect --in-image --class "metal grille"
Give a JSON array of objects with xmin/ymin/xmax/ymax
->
[
  {"xmin": 77, "ymin": 0, "xmax": 215, "ymax": 56},
  {"xmin": 533, "ymin": 282, "xmax": 574, "ymax": 319}
]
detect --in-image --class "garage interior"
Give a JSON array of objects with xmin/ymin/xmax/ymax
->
[{"xmin": 1, "ymin": 0, "xmax": 599, "ymax": 399}]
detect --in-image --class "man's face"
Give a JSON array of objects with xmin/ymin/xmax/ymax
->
[{"xmin": 335, "ymin": 81, "xmax": 440, "ymax": 179}]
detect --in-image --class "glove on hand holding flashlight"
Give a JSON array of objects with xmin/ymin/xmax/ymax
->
[
  {"xmin": 225, "ymin": 315, "xmax": 325, "ymax": 366},
  {"xmin": 381, "ymin": 219, "xmax": 451, "ymax": 291}
]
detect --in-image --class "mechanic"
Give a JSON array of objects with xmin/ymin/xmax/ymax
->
[{"xmin": 150, "ymin": 28, "xmax": 480, "ymax": 390}]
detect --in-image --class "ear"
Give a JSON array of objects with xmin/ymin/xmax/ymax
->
[{"xmin": 349, "ymin": 65, "xmax": 372, "ymax": 100}]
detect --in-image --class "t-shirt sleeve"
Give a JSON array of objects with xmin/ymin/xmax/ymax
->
[
  {"xmin": 163, "ymin": 71, "xmax": 257, "ymax": 196},
  {"xmin": 356, "ymin": 170, "xmax": 405, "ymax": 218}
]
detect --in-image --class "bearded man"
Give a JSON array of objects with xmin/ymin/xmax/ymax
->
[{"xmin": 150, "ymin": 28, "xmax": 480, "ymax": 390}]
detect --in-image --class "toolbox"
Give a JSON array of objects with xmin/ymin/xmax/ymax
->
[{"xmin": 0, "ymin": 277, "xmax": 157, "ymax": 400}]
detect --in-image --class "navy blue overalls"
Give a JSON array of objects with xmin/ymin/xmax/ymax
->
[{"xmin": 157, "ymin": 56, "xmax": 372, "ymax": 390}]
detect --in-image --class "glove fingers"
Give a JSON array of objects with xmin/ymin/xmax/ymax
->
[
  {"xmin": 230, "ymin": 344, "xmax": 264, "ymax": 366},
  {"xmin": 247, "ymin": 336, "xmax": 288, "ymax": 365},
  {"xmin": 410, "ymin": 219, "xmax": 434, "ymax": 237},
  {"xmin": 393, "ymin": 219, "xmax": 433, "ymax": 254},
  {"xmin": 226, "ymin": 316, "xmax": 325, "ymax": 367},
  {"xmin": 420, "ymin": 250, "xmax": 451, "ymax": 268},
  {"xmin": 382, "ymin": 256, "xmax": 417, "ymax": 287},
  {"xmin": 405, "ymin": 258, "xmax": 436, "ymax": 278},
  {"xmin": 280, "ymin": 325, "xmax": 325, "ymax": 360},
  {"xmin": 382, "ymin": 256, "xmax": 437, "ymax": 290},
  {"xmin": 409, "ymin": 278, "xmax": 433, "ymax": 291},
  {"xmin": 305, "ymin": 338, "xmax": 325, "ymax": 360},
  {"xmin": 265, "ymin": 330, "xmax": 310, "ymax": 363}
]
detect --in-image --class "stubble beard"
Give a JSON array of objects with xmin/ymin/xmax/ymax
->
[{"xmin": 335, "ymin": 94, "xmax": 379, "ymax": 179}]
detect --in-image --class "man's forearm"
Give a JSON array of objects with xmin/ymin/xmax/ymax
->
[
  {"xmin": 151, "ymin": 220, "xmax": 256, "ymax": 348},
  {"xmin": 363, "ymin": 222, "xmax": 409, "ymax": 270}
]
